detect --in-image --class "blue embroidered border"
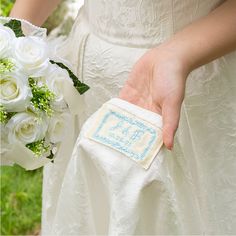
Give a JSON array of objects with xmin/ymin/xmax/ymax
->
[{"xmin": 92, "ymin": 110, "xmax": 157, "ymax": 160}]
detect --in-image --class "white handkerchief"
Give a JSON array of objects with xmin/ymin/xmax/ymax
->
[{"xmin": 86, "ymin": 98, "xmax": 163, "ymax": 169}]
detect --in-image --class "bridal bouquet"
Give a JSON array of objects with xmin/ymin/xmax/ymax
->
[{"xmin": 0, "ymin": 18, "xmax": 89, "ymax": 170}]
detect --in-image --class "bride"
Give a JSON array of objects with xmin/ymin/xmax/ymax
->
[{"xmin": 11, "ymin": 0, "xmax": 236, "ymax": 234}]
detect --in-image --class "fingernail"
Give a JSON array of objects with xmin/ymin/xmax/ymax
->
[{"xmin": 169, "ymin": 143, "xmax": 174, "ymax": 150}]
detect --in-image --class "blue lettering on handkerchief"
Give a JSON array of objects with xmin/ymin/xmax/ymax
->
[{"xmin": 91, "ymin": 110, "xmax": 157, "ymax": 161}]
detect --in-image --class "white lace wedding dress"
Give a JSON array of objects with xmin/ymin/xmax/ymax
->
[{"xmin": 41, "ymin": 0, "xmax": 236, "ymax": 235}]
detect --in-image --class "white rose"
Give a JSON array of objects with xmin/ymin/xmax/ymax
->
[
  {"xmin": 13, "ymin": 36, "xmax": 49, "ymax": 76},
  {"xmin": 0, "ymin": 73, "xmax": 32, "ymax": 112},
  {"xmin": 0, "ymin": 25, "xmax": 15, "ymax": 57},
  {"xmin": 6, "ymin": 112, "xmax": 48, "ymax": 145},
  {"xmin": 46, "ymin": 65, "xmax": 72, "ymax": 111},
  {"xmin": 47, "ymin": 113, "xmax": 70, "ymax": 143}
]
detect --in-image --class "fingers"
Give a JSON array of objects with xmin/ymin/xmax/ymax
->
[{"xmin": 162, "ymin": 96, "xmax": 182, "ymax": 150}]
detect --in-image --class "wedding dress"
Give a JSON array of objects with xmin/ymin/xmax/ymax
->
[{"xmin": 41, "ymin": 0, "xmax": 236, "ymax": 235}]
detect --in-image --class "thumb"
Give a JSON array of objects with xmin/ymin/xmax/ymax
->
[{"xmin": 161, "ymin": 97, "xmax": 182, "ymax": 150}]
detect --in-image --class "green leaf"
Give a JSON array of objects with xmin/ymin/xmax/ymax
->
[
  {"xmin": 50, "ymin": 60, "xmax": 90, "ymax": 94},
  {"xmin": 4, "ymin": 19, "xmax": 25, "ymax": 37},
  {"xmin": 46, "ymin": 151, "xmax": 54, "ymax": 160}
]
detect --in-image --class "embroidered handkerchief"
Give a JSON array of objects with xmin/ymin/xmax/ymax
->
[{"xmin": 86, "ymin": 98, "xmax": 163, "ymax": 169}]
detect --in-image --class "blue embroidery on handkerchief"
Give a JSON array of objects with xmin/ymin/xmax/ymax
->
[{"xmin": 92, "ymin": 110, "xmax": 157, "ymax": 160}]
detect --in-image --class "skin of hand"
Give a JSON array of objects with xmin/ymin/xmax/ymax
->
[
  {"xmin": 119, "ymin": 46, "xmax": 188, "ymax": 150},
  {"xmin": 119, "ymin": 0, "xmax": 236, "ymax": 150},
  {"xmin": 10, "ymin": 0, "xmax": 61, "ymax": 26}
]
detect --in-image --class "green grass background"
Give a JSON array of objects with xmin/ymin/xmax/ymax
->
[
  {"xmin": 0, "ymin": 166, "xmax": 43, "ymax": 235},
  {"xmin": 0, "ymin": 0, "xmax": 15, "ymax": 17}
]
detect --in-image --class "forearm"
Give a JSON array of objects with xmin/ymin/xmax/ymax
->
[
  {"xmin": 164, "ymin": 0, "xmax": 236, "ymax": 73},
  {"xmin": 10, "ymin": 0, "xmax": 61, "ymax": 26}
]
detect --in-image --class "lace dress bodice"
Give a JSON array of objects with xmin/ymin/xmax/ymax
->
[{"xmin": 85, "ymin": 0, "xmax": 224, "ymax": 47}]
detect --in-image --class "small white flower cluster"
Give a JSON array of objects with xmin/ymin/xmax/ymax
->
[{"xmin": 0, "ymin": 19, "xmax": 87, "ymax": 169}]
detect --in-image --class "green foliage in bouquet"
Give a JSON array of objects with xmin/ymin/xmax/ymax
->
[
  {"xmin": 0, "ymin": 105, "xmax": 7, "ymax": 123},
  {"xmin": 50, "ymin": 60, "xmax": 90, "ymax": 94},
  {"xmin": 28, "ymin": 78, "xmax": 55, "ymax": 116},
  {"xmin": 0, "ymin": 105, "xmax": 16, "ymax": 124},
  {"xmin": 26, "ymin": 139, "xmax": 51, "ymax": 158},
  {"xmin": 0, "ymin": 58, "xmax": 15, "ymax": 73},
  {"xmin": 4, "ymin": 19, "xmax": 25, "ymax": 37}
]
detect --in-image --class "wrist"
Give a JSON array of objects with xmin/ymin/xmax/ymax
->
[
  {"xmin": 153, "ymin": 42, "xmax": 192, "ymax": 82},
  {"xmin": 161, "ymin": 39, "xmax": 195, "ymax": 76}
]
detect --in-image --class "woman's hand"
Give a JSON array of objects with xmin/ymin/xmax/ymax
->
[
  {"xmin": 119, "ymin": 45, "xmax": 189, "ymax": 150},
  {"xmin": 120, "ymin": 0, "xmax": 236, "ymax": 150}
]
